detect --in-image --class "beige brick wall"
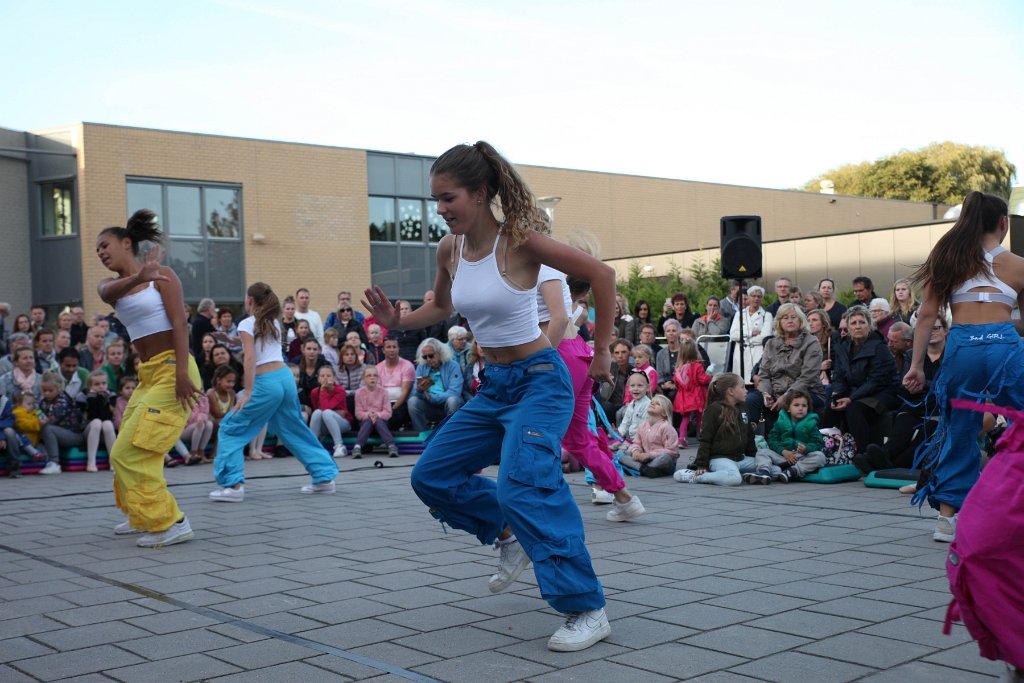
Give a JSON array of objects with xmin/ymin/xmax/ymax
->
[
  {"xmin": 75, "ymin": 124, "xmax": 368, "ymax": 318},
  {"xmin": 516, "ymin": 165, "xmax": 946, "ymax": 262}
]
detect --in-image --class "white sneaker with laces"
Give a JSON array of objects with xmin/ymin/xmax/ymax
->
[
  {"xmin": 40, "ymin": 461, "xmax": 61, "ymax": 475},
  {"xmin": 547, "ymin": 608, "xmax": 612, "ymax": 652},
  {"xmin": 674, "ymin": 468, "xmax": 697, "ymax": 483},
  {"xmin": 300, "ymin": 480, "xmax": 337, "ymax": 494},
  {"xmin": 488, "ymin": 538, "xmax": 531, "ymax": 593},
  {"xmin": 209, "ymin": 486, "xmax": 245, "ymax": 503},
  {"xmin": 591, "ymin": 488, "xmax": 615, "ymax": 505},
  {"xmin": 113, "ymin": 520, "xmax": 144, "ymax": 535},
  {"xmin": 333, "ymin": 444, "xmax": 348, "ymax": 458},
  {"xmin": 136, "ymin": 517, "xmax": 193, "ymax": 548},
  {"xmin": 606, "ymin": 495, "xmax": 645, "ymax": 522},
  {"xmin": 934, "ymin": 513, "xmax": 957, "ymax": 543}
]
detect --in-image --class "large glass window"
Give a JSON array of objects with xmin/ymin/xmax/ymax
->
[
  {"xmin": 40, "ymin": 180, "xmax": 74, "ymax": 236},
  {"xmin": 369, "ymin": 197, "xmax": 395, "ymax": 242},
  {"xmin": 126, "ymin": 179, "xmax": 244, "ymax": 302}
]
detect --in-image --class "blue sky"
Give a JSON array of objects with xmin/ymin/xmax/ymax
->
[{"xmin": 2, "ymin": 0, "xmax": 1021, "ymax": 190}]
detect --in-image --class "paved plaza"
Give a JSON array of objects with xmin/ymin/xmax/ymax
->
[{"xmin": 0, "ymin": 453, "xmax": 1004, "ymax": 682}]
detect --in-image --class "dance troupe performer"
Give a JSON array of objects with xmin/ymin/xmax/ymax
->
[
  {"xmin": 97, "ymin": 210, "xmax": 201, "ymax": 548},
  {"xmin": 209, "ymin": 283, "xmax": 338, "ymax": 502},
  {"xmin": 536, "ymin": 245, "xmax": 645, "ymax": 517},
  {"xmin": 904, "ymin": 191, "xmax": 1024, "ymax": 543},
  {"xmin": 363, "ymin": 141, "xmax": 616, "ymax": 652}
]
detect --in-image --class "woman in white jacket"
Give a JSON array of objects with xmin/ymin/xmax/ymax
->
[{"xmin": 729, "ymin": 285, "xmax": 773, "ymax": 383}]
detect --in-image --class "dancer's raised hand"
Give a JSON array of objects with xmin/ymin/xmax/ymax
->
[
  {"xmin": 138, "ymin": 245, "xmax": 170, "ymax": 283},
  {"xmin": 361, "ymin": 286, "xmax": 401, "ymax": 329}
]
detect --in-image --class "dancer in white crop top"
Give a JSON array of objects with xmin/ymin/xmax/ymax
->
[
  {"xmin": 96, "ymin": 209, "xmax": 202, "ymax": 549},
  {"xmin": 363, "ymin": 141, "xmax": 618, "ymax": 653}
]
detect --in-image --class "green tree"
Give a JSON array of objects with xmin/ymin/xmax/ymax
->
[
  {"xmin": 803, "ymin": 142, "xmax": 1016, "ymax": 204},
  {"xmin": 616, "ymin": 255, "xmax": 736, "ymax": 318}
]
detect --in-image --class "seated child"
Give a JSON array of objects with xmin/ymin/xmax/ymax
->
[
  {"xmin": 207, "ymin": 365, "xmax": 237, "ymax": 458},
  {"xmin": 113, "ymin": 375, "xmax": 137, "ymax": 431},
  {"xmin": 746, "ymin": 389, "xmax": 826, "ymax": 484},
  {"xmin": 310, "ymin": 365, "xmax": 352, "ymax": 458},
  {"xmin": 627, "ymin": 344, "xmax": 657, "ymax": 402},
  {"xmin": 353, "ymin": 365, "xmax": 397, "ymax": 459},
  {"xmin": 675, "ymin": 373, "xmax": 757, "ymax": 486},
  {"xmin": 619, "ymin": 394, "xmax": 678, "ymax": 477},
  {"xmin": 174, "ymin": 393, "xmax": 214, "ymax": 466},
  {"xmin": 1, "ymin": 394, "xmax": 27, "ymax": 477},
  {"xmin": 11, "ymin": 390, "xmax": 45, "ymax": 460},
  {"xmin": 82, "ymin": 371, "xmax": 117, "ymax": 472},
  {"xmin": 612, "ymin": 370, "xmax": 652, "ymax": 452}
]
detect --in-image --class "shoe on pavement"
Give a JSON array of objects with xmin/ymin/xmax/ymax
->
[
  {"xmin": 333, "ymin": 444, "xmax": 348, "ymax": 458},
  {"xmin": 748, "ymin": 470, "xmax": 771, "ymax": 485},
  {"xmin": 136, "ymin": 517, "xmax": 193, "ymax": 548},
  {"xmin": 606, "ymin": 495, "xmax": 645, "ymax": 522},
  {"xmin": 300, "ymin": 480, "xmax": 337, "ymax": 494},
  {"xmin": 387, "ymin": 444, "xmax": 399, "ymax": 458},
  {"xmin": 547, "ymin": 608, "xmax": 612, "ymax": 652},
  {"xmin": 209, "ymin": 486, "xmax": 245, "ymax": 503},
  {"xmin": 776, "ymin": 469, "xmax": 790, "ymax": 484},
  {"xmin": 40, "ymin": 461, "xmax": 61, "ymax": 475},
  {"xmin": 488, "ymin": 539, "xmax": 531, "ymax": 593},
  {"xmin": 674, "ymin": 468, "xmax": 697, "ymax": 483},
  {"xmin": 591, "ymin": 488, "xmax": 615, "ymax": 505},
  {"xmin": 114, "ymin": 520, "xmax": 144, "ymax": 535},
  {"xmin": 351, "ymin": 445, "xmax": 362, "ymax": 458},
  {"xmin": 934, "ymin": 513, "xmax": 957, "ymax": 543}
]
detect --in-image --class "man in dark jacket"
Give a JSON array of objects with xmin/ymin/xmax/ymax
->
[{"xmin": 191, "ymin": 298, "xmax": 216, "ymax": 363}]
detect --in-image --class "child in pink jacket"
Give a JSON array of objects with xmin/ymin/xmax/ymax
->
[
  {"xmin": 619, "ymin": 395, "xmax": 678, "ymax": 477},
  {"xmin": 353, "ymin": 366, "xmax": 398, "ymax": 459}
]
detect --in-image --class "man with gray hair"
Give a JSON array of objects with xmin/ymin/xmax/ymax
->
[
  {"xmin": 407, "ymin": 338, "xmax": 464, "ymax": 433},
  {"xmin": 767, "ymin": 277, "xmax": 792, "ymax": 317},
  {"xmin": 191, "ymin": 297, "xmax": 217, "ymax": 362},
  {"xmin": 887, "ymin": 321, "xmax": 914, "ymax": 379}
]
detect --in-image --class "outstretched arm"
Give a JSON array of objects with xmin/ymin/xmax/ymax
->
[{"xmin": 97, "ymin": 246, "xmax": 169, "ymax": 305}]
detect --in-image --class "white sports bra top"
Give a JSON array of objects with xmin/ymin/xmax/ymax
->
[
  {"xmin": 950, "ymin": 246, "xmax": 1017, "ymax": 307},
  {"xmin": 115, "ymin": 281, "xmax": 173, "ymax": 341},
  {"xmin": 535, "ymin": 265, "xmax": 573, "ymax": 324},
  {"xmin": 449, "ymin": 231, "xmax": 541, "ymax": 348}
]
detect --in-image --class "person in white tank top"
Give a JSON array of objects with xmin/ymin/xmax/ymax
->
[{"xmin": 363, "ymin": 141, "xmax": 619, "ymax": 653}]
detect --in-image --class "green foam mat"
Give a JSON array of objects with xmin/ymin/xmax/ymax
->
[
  {"xmin": 801, "ymin": 463, "xmax": 862, "ymax": 484},
  {"xmin": 864, "ymin": 468, "xmax": 919, "ymax": 489}
]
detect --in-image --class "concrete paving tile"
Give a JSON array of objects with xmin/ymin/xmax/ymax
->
[
  {"xmin": 812, "ymin": 571, "xmax": 911, "ymax": 589},
  {"xmin": 717, "ymin": 567, "xmax": 815, "ymax": 584},
  {"xmin": 0, "ymin": 635, "xmax": 56, "ymax": 661},
  {"xmin": 857, "ymin": 661, "xmax": 997, "ymax": 683},
  {"xmin": 798, "ymin": 631, "xmax": 934, "ymax": 667},
  {"xmin": 636, "ymin": 563, "xmax": 721, "ymax": 581},
  {"xmin": 59, "ymin": 586, "xmax": 147, "ymax": 607},
  {"xmin": 681, "ymin": 673, "xmax": 766, "ymax": 683},
  {"xmin": 209, "ymin": 660, "xmax": 357, "ymax": 682},
  {"xmin": 395, "ymin": 624, "xmax": 520, "ymax": 657},
  {"xmin": 213, "ymin": 593, "xmax": 317, "ymax": 618},
  {"xmin": 765, "ymin": 580, "xmax": 864, "ymax": 601},
  {"xmin": 610, "ymin": 585, "xmax": 715, "ymax": 608},
  {"xmin": 276, "ymin": 566, "xmax": 371, "ymax": 585},
  {"xmin": 471, "ymin": 610, "xmax": 576, "ymax": 641},
  {"xmin": 298, "ymin": 618, "xmax": 419, "ymax": 650},
  {"xmin": 447, "ymin": 592, "xmax": 550, "ymax": 617},
  {"xmin": 702, "ymin": 591, "xmax": 813, "ymax": 616},
  {"xmin": 15, "ymin": 644, "xmax": 145, "ymax": 681},
  {"xmin": 746, "ymin": 610, "xmax": 872, "ymax": 638},
  {"xmin": 610, "ymin": 642, "xmax": 746, "ymax": 678},
  {"xmin": 645, "ymin": 603, "xmax": 758, "ymax": 630},
  {"xmin": 803, "ymin": 596, "xmax": 920, "ymax": 622},
  {"xmin": 528, "ymin": 659, "xmax": 675, "ymax": 683},
  {"xmin": 352, "ymin": 569, "xmax": 447, "ymax": 591},
  {"xmin": 377, "ymin": 604, "xmax": 489, "ymax": 631},
  {"xmin": 105, "ymin": 652, "xmax": 241, "ymax": 682},
  {"xmin": 601, "ymin": 615, "xmax": 696, "ymax": 648},
  {"xmin": 413, "ymin": 650, "xmax": 552, "ymax": 683},
  {"xmin": 730, "ymin": 651, "xmax": 873, "ymax": 682},
  {"xmin": 683, "ymin": 624, "xmax": 811, "ymax": 658},
  {"xmin": 207, "ymin": 576, "xmax": 310, "ymax": 599},
  {"xmin": 859, "ymin": 585, "xmax": 954, "ymax": 608},
  {"xmin": 0, "ymin": 595, "xmax": 80, "ymax": 621},
  {"xmin": 668, "ymin": 576, "xmax": 764, "ymax": 595},
  {"xmin": 205, "ymin": 623, "xmax": 272, "ymax": 644},
  {"xmin": 48, "ymin": 602, "xmax": 155, "ymax": 627},
  {"xmin": 857, "ymin": 615, "xmax": 973, "ymax": 648},
  {"xmin": 124, "ymin": 609, "xmax": 220, "ymax": 634},
  {"xmin": 207, "ymin": 639, "xmax": 314, "ymax": 668},
  {"xmin": 285, "ymin": 579, "xmax": 387, "ymax": 603},
  {"xmin": 0, "ymin": 615, "xmax": 65, "ymax": 639},
  {"xmin": 921, "ymin": 641, "xmax": 1007, "ymax": 675},
  {"xmin": 369, "ymin": 586, "xmax": 470, "ymax": 609},
  {"xmin": 49, "ymin": 674, "xmax": 115, "ymax": 683},
  {"xmin": 118, "ymin": 627, "xmax": 239, "ymax": 660},
  {"xmin": 346, "ymin": 642, "xmax": 443, "ymax": 668},
  {"xmin": 0, "ymin": 665, "xmax": 35, "ymax": 682},
  {"xmin": 419, "ymin": 561, "xmax": 494, "ymax": 580},
  {"xmin": 597, "ymin": 571, "xmax": 674, "ymax": 591}
]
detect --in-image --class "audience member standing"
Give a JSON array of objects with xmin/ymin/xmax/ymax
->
[
  {"xmin": 190, "ymin": 298, "xmax": 217, "ymax": 362},
  {"xmin": 294, "ymin": 288, "xmax": 325, "ymax": 345}
]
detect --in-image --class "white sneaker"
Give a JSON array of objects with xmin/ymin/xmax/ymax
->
[
  {"xmin": 300, "ymin": 480, "xmax": 336, "ymax": 494},
  {"xmin": 606, "ymin": 495, "xmax": 645, "ymax": 522},
  {"xmin": 547, "ymin": 608, "xmax": 612, "ymax": 652},
  {"xmin": 591, "ymin": 488, "xmax": 615, "ymax": 505},
  {"xmin": 333, "ymin": 444, "xmax": 348, "ymax": 458},
  {"xmin": 113, "ymin": 520, "xmax": 144, "ymax": 535},
  {"xmin": 209, "ymin": 486, "xmax": 245, "ymax": 503},
  {"xmin": 934, "ymin": 513, "xmax": 957, "ymax": 543},
  {"xmin": 674, "ymin": 468, "xmax": 697, "ymax": 483},
  {"xmin": 488, "ymin": 539, "xmax": 531, "ymax": 593},
  {"xmin": 40, "ymin": 461, "xmax": 61, "ymax": 475},
  {"xmin": 136, "ymin": 517, "xmax": 193, "ymax": 548}
]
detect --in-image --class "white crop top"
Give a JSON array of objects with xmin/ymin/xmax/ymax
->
[
  {"xmin": 950, "ymin": 246, "xmax": 1017, "ymax": 307},
  {"xmin": 237, "ymin": 316, "xmax": 284, "ymax": 366},
  {"xmin": 450, "ymin": 231, "xmax": 541, "ymax": 348},
  {"xmin": 535, "ymin": 265, "xmax": 573, "ymax": 323},
  {"xmin": 115, "ymin": 281, "xmax": 173, "ymax": 341}
]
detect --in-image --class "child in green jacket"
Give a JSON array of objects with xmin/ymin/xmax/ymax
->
[{"xmin": 747, "ymin": 389, "xmax": 826, "ymax": 483}]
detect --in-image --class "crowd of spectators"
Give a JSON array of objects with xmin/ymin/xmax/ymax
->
[{"xmin": 0, "ymin": 272, "xmax": 957, "ymax": 479}]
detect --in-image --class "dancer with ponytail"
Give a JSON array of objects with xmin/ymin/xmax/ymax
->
[
  {"xmin": 97, "ymin": 210, "xmax": 202, "ymax": 548},
  {"xmin": 364, "ymin": 141, "xmax": 616, "ymax": 652},
  {"xmin": 904, "ymin": 192, "xmax": 1024, "ymax": 542},
  {"xmin": 537, "ymin": 246, "xmax": 644, "ymax": 516},
  {"xmin": 209, "ymin": 283, "xmax": 338, "ymax": 502}
]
